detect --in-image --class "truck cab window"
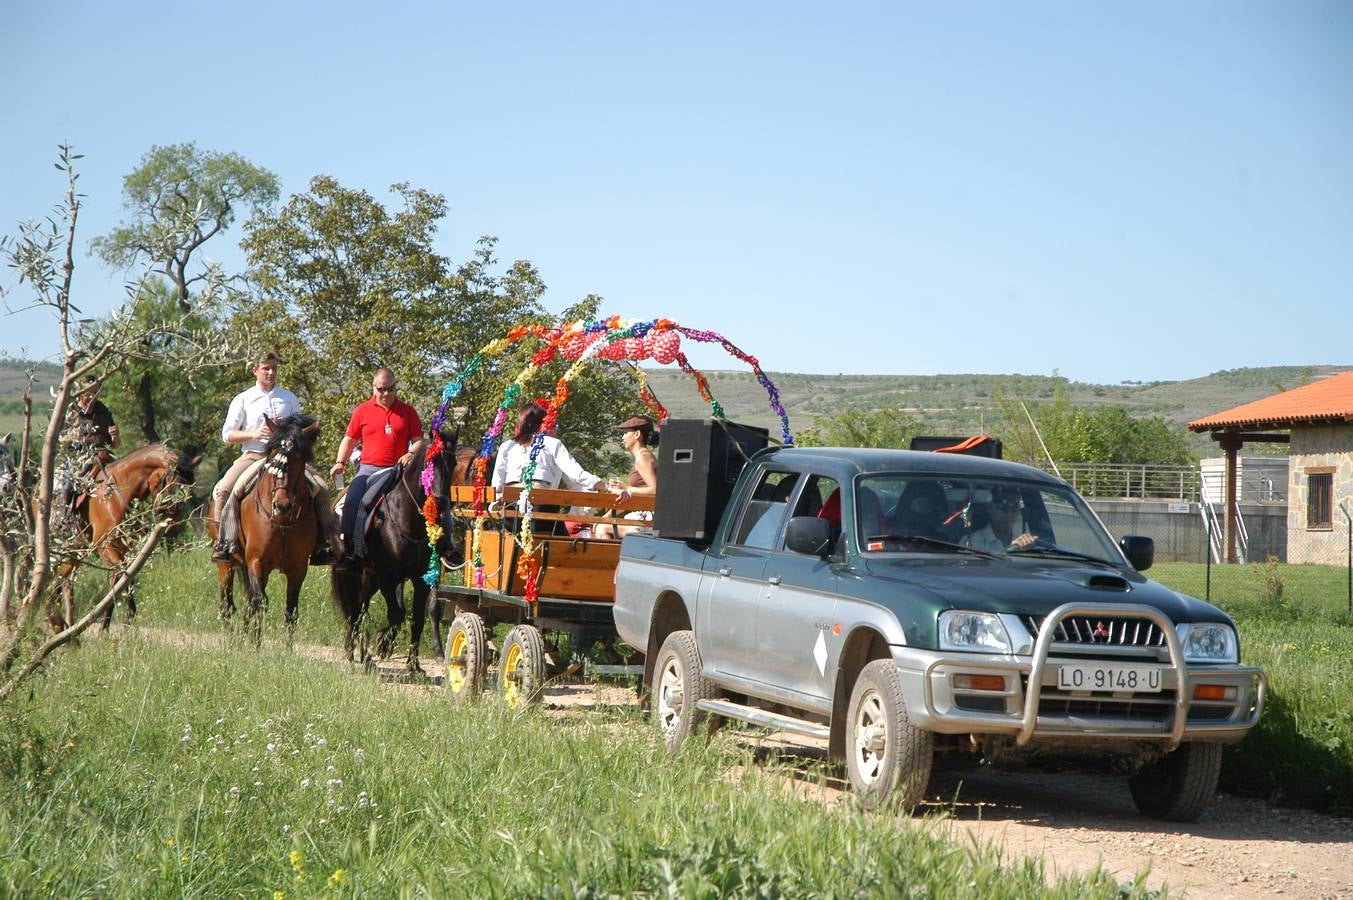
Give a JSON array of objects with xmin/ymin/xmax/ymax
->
[{"xmin": 732, "ymin": 470, "xmax": 800, "ymax": 549}]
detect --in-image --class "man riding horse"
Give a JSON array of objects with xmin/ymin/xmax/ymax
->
[
  {"xmin": 56, "ymin": 376, "xmax": 120, "ymax": 515},
  {"xmin": 212, "ymin": 350, "xmax": 340, "ymax": 565},
  {"xmin": 328, "ymin": 367, "xmax": 424, "ymax": 572}
]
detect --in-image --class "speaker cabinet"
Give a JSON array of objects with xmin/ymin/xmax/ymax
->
[
  {"xmin": 654, "ymin": 419, "xmax": 769, "ymax": 543},
  {"xmin": 908, "ymin": 435, "xmax": 1003, "ymax": 458}
]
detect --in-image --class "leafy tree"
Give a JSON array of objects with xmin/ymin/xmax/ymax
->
[
  {"xmin": 797, "ymin": 407, "xmax": 924, "ymax": 449},
  {"xmin": 90, "ymin": 143, "xmax": 279, "ymax": 309},
  {"xmin": 89, "ymin": 144, "xmax": 277, "ymax": 443},
  {"xmin": 236, "ymin": 176, "xmax": 642, "ymax": 472}
]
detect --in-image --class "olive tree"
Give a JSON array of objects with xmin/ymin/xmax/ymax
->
[{"xmin": 0, "ymin": 147, "xmax": 231, "ymax": 702}]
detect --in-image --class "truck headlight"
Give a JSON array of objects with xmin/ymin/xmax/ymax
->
[
  {"xmin": 1176, "ymin": 623, "xmax": 1238, "ymax": 663},
  {"xmin": 938, "ymin": 611, "xmax": 1012, "ymax": 654}
]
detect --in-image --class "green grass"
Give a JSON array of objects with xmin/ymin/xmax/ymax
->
[
  {"xmin": 1152, "ymin": 561, "xmax": 1353, "ymax": 814},
  {"xmin": 0, "ymin": 635, "xmax": 1154, "ymax": 898}
]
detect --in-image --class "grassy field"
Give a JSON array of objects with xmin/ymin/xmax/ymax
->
[
  {"xmin": 1152, "ymin": 562, "xmax": 1353, "ymax": 815},
  {"xmin": 1, "ymin": 554, "xmax": 1154, "ymax": 898}
]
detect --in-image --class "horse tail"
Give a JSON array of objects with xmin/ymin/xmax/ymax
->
[{"xmin": 330, "ymin": 567, "xmax": 362, "ymax": 626}]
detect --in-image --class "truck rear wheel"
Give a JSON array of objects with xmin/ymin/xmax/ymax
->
[
  {"xmin": 845, "ymin": 659, "xmax": 933, "ymax": 811},
  {"xmin": 1129, "ymin": 741, "xmax": 1223, "ymax": 822},
  {"xmin": 652, "ymin": 630, "xmax": 718, "ymax": 754}
]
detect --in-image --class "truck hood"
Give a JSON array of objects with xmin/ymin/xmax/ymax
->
[{"xmin": 859, "ymin": 555, "xmax": 1231, "ymax": 625}]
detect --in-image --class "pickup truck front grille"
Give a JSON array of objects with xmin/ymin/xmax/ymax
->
[{"xmin": 1021, "ymin": 614, "xmax": 1167, "ymax": 649}]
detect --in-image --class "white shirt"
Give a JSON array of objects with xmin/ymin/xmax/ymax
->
[
  {"xmin": 492, "ymin": 435, "xmax": 601, "ymax": 492},
  {"xmin": 221, "ymin": 385, "xmax": 303, "ymax": 454}
]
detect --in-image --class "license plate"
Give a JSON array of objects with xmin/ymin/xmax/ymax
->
[{"xmin": 1056, "ymin": 663, "xmax": 1163, "ymax": 693}]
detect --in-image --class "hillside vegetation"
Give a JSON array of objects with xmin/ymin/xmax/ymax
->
[{"xmin": 643, "ymin": 364, "xmax": 1351, "ymax": 454}]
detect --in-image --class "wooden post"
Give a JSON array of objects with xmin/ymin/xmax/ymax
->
[{"xmin": 1221, "ymin": 436, "xmax": 1242, "ymax": 564}]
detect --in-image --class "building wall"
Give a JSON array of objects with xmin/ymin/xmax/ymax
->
[
  {"xmin": 1287, "ymin": 425, "xmax": 1353, "ymax": 565},
  {"xmin": 1086, "ymin": 499, "xmax": 1286, "ymax": 564}
]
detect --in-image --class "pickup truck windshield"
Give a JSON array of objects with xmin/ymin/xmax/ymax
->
[{"xmin": 855, "ymin": 474, "xmax": 1124, "ymax": 563}]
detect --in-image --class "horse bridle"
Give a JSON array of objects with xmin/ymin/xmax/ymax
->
[{"xmin": 254, "ymin": 438, "xmax": 311, "ymax": 530}]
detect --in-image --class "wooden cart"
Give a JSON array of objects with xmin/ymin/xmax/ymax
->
[{"xmin": 436, "ymin": 485, "xmax": 654, "ymax": 707}]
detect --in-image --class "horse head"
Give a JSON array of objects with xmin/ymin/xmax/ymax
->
[
  {"xmin": 261, "ymin": 414, "xmax": 319, "ymax": 521},
  {"xmin": 424, "ymin": 424, "xmax": 465, "ymax": 568}
]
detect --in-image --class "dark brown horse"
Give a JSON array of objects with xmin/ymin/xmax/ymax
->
[
  {"xmin": 59, "ymin": 443, "xmax": 201, "ymax": 630},
  {"xmin": 331, "ymin": 427, "xmax": 469, "ymax": 670},
  {"xmin": 212, "ymin": 415, "xmax": 321, "ymax": 644}
]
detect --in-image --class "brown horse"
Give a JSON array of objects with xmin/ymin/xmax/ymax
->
[
  {"xmin": 330, "ymin": 428, "xmax": 470, "ymax": 670},
  {"xmin": 59, "ymin": 443, "xmax": 201, "ymax": 630},
  {"xmin": 213, "ymin": 415, "xmax": 321, "ymax": 644}
]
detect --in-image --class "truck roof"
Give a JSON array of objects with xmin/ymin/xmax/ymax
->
[{"xmin": 758, "ymin": 445, "xmax": 1067, "ymax": 486}]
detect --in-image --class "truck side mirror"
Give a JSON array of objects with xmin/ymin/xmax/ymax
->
[
  {"xmin": 1120, "ymin": 535, "xmax": 1154, "ymax": 571},
  {"xmin": 786, "ymin": 516, "xmax": 834, "ymax": 558}
]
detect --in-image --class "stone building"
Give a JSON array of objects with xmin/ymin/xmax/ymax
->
[{"xmin": 1189, "ymin": 371, "xmax": 1353, "ymax": 565}]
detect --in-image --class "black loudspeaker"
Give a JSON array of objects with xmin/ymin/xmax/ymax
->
[
  {"xmin": 655, "ymin": 419, "xmax": 770, "ymax": 543},
  {"xmin": 908, "ymin": 435, "xmax": 1003, "ymax": 459}
]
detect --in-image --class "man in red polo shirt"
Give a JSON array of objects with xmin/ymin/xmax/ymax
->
[{"xmin": 329, "ymin": 367, "xmax": 425, "ymax": 564}]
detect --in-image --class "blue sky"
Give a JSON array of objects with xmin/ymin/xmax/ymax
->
[{"xmin": 3, "ymin": 1, "xmax": 1350, "ymax": 384}]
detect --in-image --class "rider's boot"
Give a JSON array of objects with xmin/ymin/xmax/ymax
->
[
  {"xmin": 332, "ymin": 533, "xmax": 360, "ymax": 573},
  {"xmin": 212, "ymin": 496, "xmax": 241, "ymax": 562}
]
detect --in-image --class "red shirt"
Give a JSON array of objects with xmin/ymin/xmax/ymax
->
[{"xmin": 345, "ymin": 398, "xmax": 423, "ymax": 467}]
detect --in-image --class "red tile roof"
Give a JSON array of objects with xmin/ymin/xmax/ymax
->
[{"xmin": 1189, "ymin": 371, "xmax": 1353, "ymax": 432}]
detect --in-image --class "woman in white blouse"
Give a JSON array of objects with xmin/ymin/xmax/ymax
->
[{"xmin": 492, "ymin": 403, "xmax": 614, "ymax": 531}]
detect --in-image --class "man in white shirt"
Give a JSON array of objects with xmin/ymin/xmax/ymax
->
[{"xmin": 211, "ymin": 351, "xmax": 339, "ymax": 564}]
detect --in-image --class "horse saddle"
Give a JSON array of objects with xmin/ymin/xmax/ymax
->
[{"xmin": 337, "ymin": 466, "xmax": 401, "ymax": 556}]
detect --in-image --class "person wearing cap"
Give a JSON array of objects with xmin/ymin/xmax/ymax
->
[
  {"xmin": 595, "ymin": 415, "xmax": 659, "ymax": 538},
  {"xmin": 60, "ymin": 376, "xmax": 120, "ymax": 458},
  {"xmin": 56, "ymin": 377, "xmax": 120, "ymax": 515},
  {"xmin": 212, "ymin": 350, "xmax": 340, "ymax": 565}
]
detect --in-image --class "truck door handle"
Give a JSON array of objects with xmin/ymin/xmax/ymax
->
[
  {"xmin": 767, "ymin": 575, "xmax": 782, "ymax": 586},
  {"xmin": 718, "ymin": 567, "xmax": 731, "ymax": 577}
]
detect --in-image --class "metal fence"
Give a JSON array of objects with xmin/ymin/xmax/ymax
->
[{"xmin": 1037, "ymin": 462, "xmax": 1201, "ymax": 501}]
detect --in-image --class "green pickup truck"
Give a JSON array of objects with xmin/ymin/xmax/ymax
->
[{"xmin": 613, "ymin": 443, "xmax": 1266, "ymax": 821}]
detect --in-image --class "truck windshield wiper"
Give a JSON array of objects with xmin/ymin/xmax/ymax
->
[
  {"xmin": 864, "ymin": 534, "xmax": 1001, "ymax": 558},
  {"xmin": 1005, "ymin": 541, "xmax": 1117, "ymax": 567}
]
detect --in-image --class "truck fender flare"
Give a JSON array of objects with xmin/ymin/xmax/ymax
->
[{"xmin": 828, "ymin": 625, "xmax": 892, "ymax": 760}]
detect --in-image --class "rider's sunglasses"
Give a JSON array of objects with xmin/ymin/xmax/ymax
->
[{"xmin": 374, "ymin": 384, "xmax": 398, "ymax": 394}]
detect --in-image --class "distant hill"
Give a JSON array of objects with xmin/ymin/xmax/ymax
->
[
  {"xmin": 640, "ymin": 365, "xmax": 1353, "ymax": 455},
  {"xmin": 6, "ymin": 359, "xmax": 1348, "ymax": 457}
]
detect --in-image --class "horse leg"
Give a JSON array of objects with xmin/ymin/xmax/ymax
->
[
  {"xmin": 330, "ymin": 569, "xmax": 361, "ymax": 662},
  {"xmin": 375, "ymin": 579, "xmax": 402, "ymax": 661},
  {"xmin": 407, "ymin": 579, "xmax": 429, "ymax": 675},
  {"xmin": 283, "ymin": 566, "xmax": 304, "ymax": 650},
  {"xmin": 244, "ymin": 560, "xmax": 269, "ymax": 647},
  {"xmin": 217, "ymin": 562, "xmax": 236, "ymax": 625},
  {"xmin": 101, "ymin": 547, "xmax": 125, "ymax": 631}
]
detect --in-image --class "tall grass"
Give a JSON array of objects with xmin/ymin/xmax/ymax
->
[
  {"xmin": 0, "ymin": 636, "xmax": 1152, "ymax": 898},
  {"xmin": 1152, "ymin": 562, "xmax": 1353, "ymax": 815}
]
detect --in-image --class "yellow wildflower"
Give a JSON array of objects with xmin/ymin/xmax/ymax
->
[{"xmin": 329, "ymin": 868, "xmax": 347, "ymax": 886}]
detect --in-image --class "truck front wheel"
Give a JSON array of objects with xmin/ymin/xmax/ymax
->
[
  {"xmin": 653, "ymin": 630, "xmax": 718, "ymax": 755},
  {"xmin": 1128, "ymin": 741, "xmax": 1223, "ymax": 822},
  {"xmin": 845, "ymin": 659, "xmax": 933, "ymax": 811}
]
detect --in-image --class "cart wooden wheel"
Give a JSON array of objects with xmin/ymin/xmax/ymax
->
[
  {"xmin": 499, "ymin": 624, "xmax": 546, "ymax": 709},
  {"xmin": 445, "ymin": 612, "xmax": 487, "ymax": 704}
]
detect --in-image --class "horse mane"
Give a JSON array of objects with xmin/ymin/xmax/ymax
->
[
  {"xmin": 105, "ymin": 443, "xmax": 198, "ymax": 485},
  {"xmin": 263, "ymin": 414, "xmax": 319, "ymax": 462}
]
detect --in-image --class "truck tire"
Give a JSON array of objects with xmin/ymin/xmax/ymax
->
[
  {"xmin": 652, "ymin": 630, "xmax": 718, "ymax": 755},
  {"xmin": 1128, "ymin": 741, "xmax": 1223, "ymax": 822},
  {"xmin": 445, "ymin": 613, "xmax": 487, "ymax": 704},
  {"xmin": 845, "ymin": 659, "xmax": 933, "ymax": 811},
  {"xmin": 499, "ymin": 624, "xmax": 546, "ymax": 710}
]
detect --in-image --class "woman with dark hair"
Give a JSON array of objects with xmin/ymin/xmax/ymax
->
[{"xmin": 491, "ymin": 401, "xmax": 609, "ymax": 495}]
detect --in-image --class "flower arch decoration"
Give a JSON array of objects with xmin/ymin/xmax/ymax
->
[{"xmin": 420, "ymin": 317, "xmax": 792, "ymax": 603}]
